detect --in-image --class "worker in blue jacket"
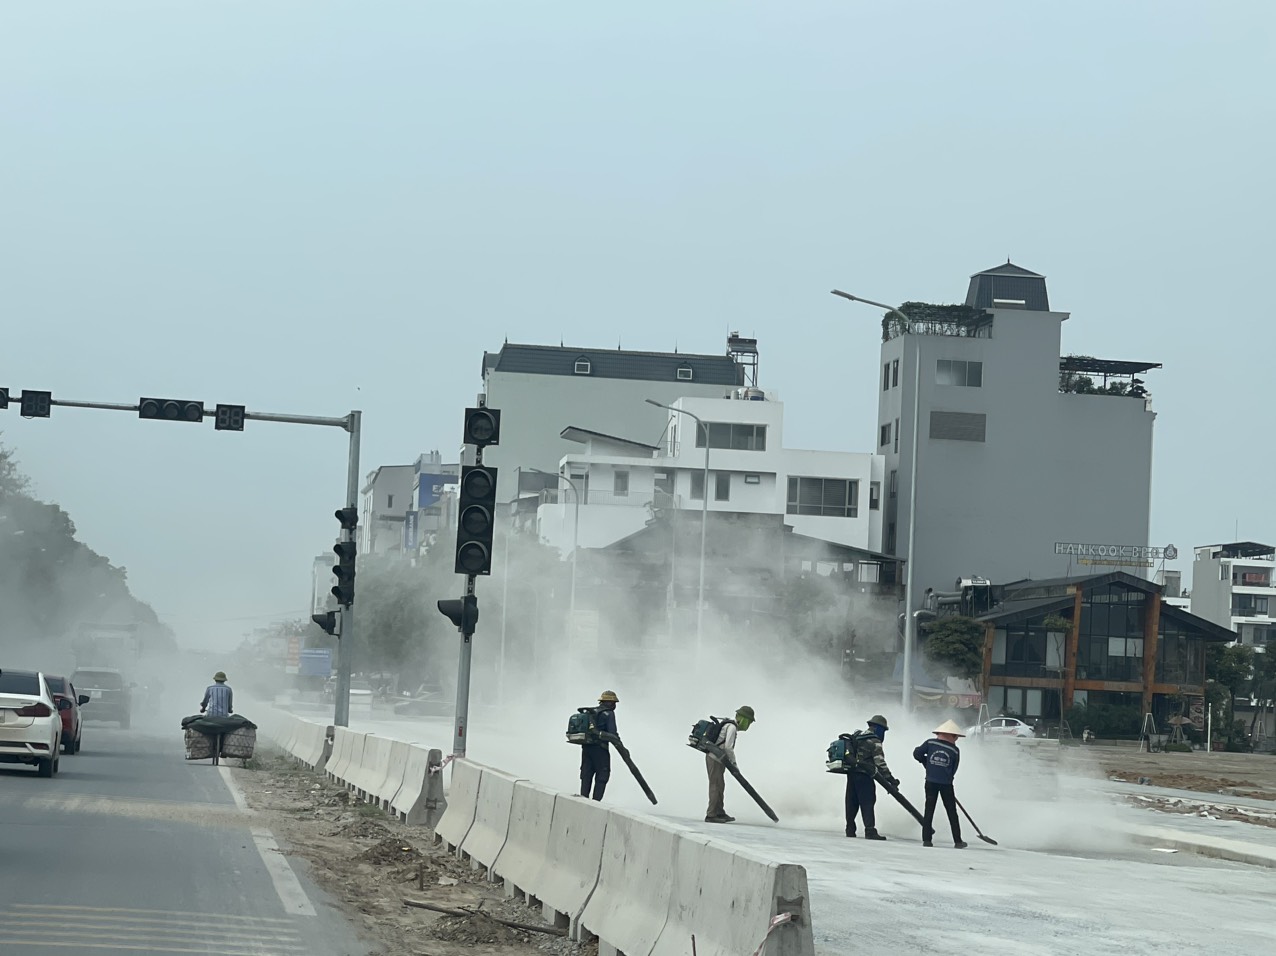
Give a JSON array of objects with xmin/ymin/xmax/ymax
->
[
  {"xmin": 913, "ymin": 719, "xmax": 968, "ymax": 849},
  {"xmin": 581, "ymin": 690, "xmax": 619, "ymax": 800}
]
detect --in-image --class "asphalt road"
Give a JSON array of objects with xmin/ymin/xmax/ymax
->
[{"xmin": 0, "ymin": 722, "xmax": 367, "ymax": 956}]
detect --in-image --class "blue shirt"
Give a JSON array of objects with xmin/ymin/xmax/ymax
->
[
  {"xmin": 913, "ymin": 738, "xmax": 960, "ymax": 785},
  {"xmin": 201, "ymin": 683, "xmax": 233, "ymax": 717},
  {"xmin": 592, "ymin": 707, "xmax": 617, "ymax": 744}
]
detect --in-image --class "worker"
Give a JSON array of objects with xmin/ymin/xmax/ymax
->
[
  {"xmin": 913, "ymin": 719, "xmax": 967, "ymax": 848},
  {"xmin": 580, "ymin": 690, "xmax": 620, "ymax": 801},
  {"xmin": 200, "ymin": 671, "xmax": 234, "ymax": 718},
  {"xmin": 706, "ymin": 705, "xmax": 755, "ymax": 823},
  {"xmin": 845, "ymin": 714, "xmax": 897, "ymax": 840}
]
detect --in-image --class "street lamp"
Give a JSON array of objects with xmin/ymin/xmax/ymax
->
[
  {"xmin": 646, "ymin": 398, "xmax": 709, "ymax": 656},
  {"xmin": 530, "ymin": 468, "xmax": 580, "ymax": 626},
  {"xmin": 831, "ymin": 289, "xmax": 921, "ymax": 713}
]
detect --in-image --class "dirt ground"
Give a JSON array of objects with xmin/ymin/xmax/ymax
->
[
  {"xmin": 1086, "ymin": 746, "xmax": 1276, "ymax": 801},
  {"xmin": 230, "ymin": 753, "xmax": 597, "ymax": 956}
]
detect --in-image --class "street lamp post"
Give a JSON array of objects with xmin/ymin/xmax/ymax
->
[
  {"xmin": 530, "ymin": 468, "xmax": 580, "ymax": 624},
  {"xmin": 831, "ymin": 289, "xmax": 921, "ymax": 713},
  {"xmin": 646, "ymin": 398, "xmax": 709, "ymax": 656}
]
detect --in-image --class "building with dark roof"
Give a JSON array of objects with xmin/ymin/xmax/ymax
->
[
  {"xmin": 481, "ymin": 337, "xmax": 756, "ymax": 501},
  {"xmin": 972, "ymin": 571, "xmax": 1232, "ymax": 732}
]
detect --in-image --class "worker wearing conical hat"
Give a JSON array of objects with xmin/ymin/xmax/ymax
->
[{"xmin": 913, "ymin": 719, "xmax": 968, "ymax": 849}]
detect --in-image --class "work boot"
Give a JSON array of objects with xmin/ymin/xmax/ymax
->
[
  {"xmin": 845, "ymin": 830, "xmax": 856, "ymax": 838},
  {"xmin": 705, "ymin": 814, "xmax": 735, "ymax": 824},
  {"xmin": 922, "ymin": 840, "xmax": 933, "ymax": 847},
  {"xmin": 864, "ymin": 828, "xmax": 887, "ymax": 841},
  {"xmin": 954, "ymin": 841, "xmax": 968, "ymax": 849}
]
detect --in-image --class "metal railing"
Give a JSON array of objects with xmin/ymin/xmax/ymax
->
[{"xmin": 537, "ymin": 488, "xmax": 683, "ymax": 509}]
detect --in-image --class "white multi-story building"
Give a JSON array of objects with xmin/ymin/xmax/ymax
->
[
  {"xmin": 359, "ymin": 464, "xmax": 415, "ymax": 554},
  {"xmin": 535, "ymin": 391, "xmax": 886, "ymax": 561},
  {"xmin": 1191, "ymin": 542, "xmax": 1274, "ymax": 651},
  {"xmin": 876, "ymin": 262, "xmax": 1160, "ymax": 601},
  {"xmin": 310, "ymin": 554, "xmax": 337, "ymax": 615},
  {"xmin": 481, "ymin": 337, "xmax": 754, "ymax": 502}
]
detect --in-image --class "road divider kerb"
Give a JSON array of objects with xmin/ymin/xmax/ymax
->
[{"xmin": 459, "ymin": 767, "xmax": 526, "ymax": 880}]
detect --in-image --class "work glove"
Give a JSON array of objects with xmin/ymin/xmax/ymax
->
[{"xmin": 882, "ymin": 775, "xmax": 900, "ymax": 789}]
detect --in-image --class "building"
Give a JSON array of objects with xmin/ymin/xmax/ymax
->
[
  {"xmin": 1155, "ymin": 568, "xmax": 1191, "ymax": 611},
  {"xmin": 359, "ymin": 464, "xmax": 416, "ymax": 554},
  {"xmin": 876, "ymin": 262, "xmax": 1160, "ymax": 605},
  {"xmin": 975, "ymin": 571, "xmax": 1233, "ymax": 728},
  {"xmin": 310, "ymin": 554, "xmax": 337, "ymax": 616},
  {"xmin": 535, "ymin": 392, "xmax": 885, "ymax": 558},
  {"xmin": 403, "ymin": 452, "xmax": 461, "ymax": 553},
  {"xmin": 481, "ymin": 337, "xmax": 754, "ymax": 501},
  {"xmin": 1190, "ymin": 542, "xmax": 1275, "ymax": 651}
]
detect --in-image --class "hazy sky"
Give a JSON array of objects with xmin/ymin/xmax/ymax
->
[{"xmin": 3, "ymin": 2, "xmax": 1273, "ymax": 647}]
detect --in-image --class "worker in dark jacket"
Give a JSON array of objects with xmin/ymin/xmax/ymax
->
[
  {"xmin": 913, "ymin": 719, "xmax": 967, "ymax": 848},
  {"xmin": 846, "ymin": 715, "xmax": 897, "ymax": 840},
  {"xmin": 580, "ymin": 690, "xmax": 619, "ymax": 801}
]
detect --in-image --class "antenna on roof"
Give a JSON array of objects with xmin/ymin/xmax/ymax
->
[
  {"xmin": 560, "ymin": 337, "xmax": 564, "ymax": 347},
  {"xmin": 618, "ymin": 337, "xmax": 622, "ymax": 350}
]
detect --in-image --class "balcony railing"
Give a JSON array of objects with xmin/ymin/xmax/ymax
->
[{"xmin": 538, "ymin": 489, "xmax": 683, "ymax": 509}]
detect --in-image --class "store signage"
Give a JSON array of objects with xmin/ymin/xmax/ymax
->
[{"xmin": 1054, "ymin": 542, "xmax": 1178, "ymax": 568}]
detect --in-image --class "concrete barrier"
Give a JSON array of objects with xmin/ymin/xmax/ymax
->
[
  {"xmin": 579, "ymin": 810, "xmax": 681, "ymax": 955},
  {"xmin": 350, "ymin": 734, "xmax": 391, "ymax": 800},
  {"xmin": 491, "ymin": 781, "xmax": 557, "ymax": 903},
  {"xmin": 436, "ymin": 758, "xmax": 482, "ymax": 853},
  {"xmin": 653, "ymin": 841, "xmax": 813, "ymax": 956},
  {"xmin": 531, "ymin": 794, "xmax": 609, "ymax": 934},
  {"xmin": 375, "ymin": 740, "xmax": 412, "ymax": 810},
  {"xmin": 458, "ymin": 767, "xmax": 525, "ymax": 879},
  {"xmin": 390, "ymin": 746, "xmax": 447, "ymax": 827},
  {"xmin": 327, "ymin": 727, "xmax": 362, "ymax": 786},
  {"xmin": 292, "ymin": 720, "xmax": 331, "ymax": 772},
  {"xmin": 340, "ymin": 733, "xmax": 367, "ymax": 792}
]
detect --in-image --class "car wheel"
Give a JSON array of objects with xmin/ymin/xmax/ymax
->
[
  {"xmin": 74, "ymin": 736, "xmax": 82, "ymax": 754},
  {"xmin": 37, "ymin": 757, "xmax": 54, "ymax": 778}
]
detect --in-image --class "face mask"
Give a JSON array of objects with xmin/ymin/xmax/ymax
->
[{"xmin": 736, "ymin": 716, "xmax": 752, "ymax": 731}]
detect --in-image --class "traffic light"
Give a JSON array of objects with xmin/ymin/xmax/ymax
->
[
  {"xmin": 331, "ymin": 540, "xmax": 356, "ymax": 606},
  {"xmin": 19, "ymin": 390, "xmax": 52, "ymax": 418},
  {"xmin": 437, "ymin": 594, "xmax": 479, "ymax": 635},
  {"xmin": 335, "ymin": 507, "xmax": 358, "ymax": 531},
  {"xmin": 463, "ymin": 407, "xmax": 501, "ymax": 447},
  {"xmin": 312, "ymin": 611, "xmax": 339, "ymax": 636},
  {"xmin": 214, "ymin": 404, "xmax": 246, "ymax": 431},
  {"xmin": 0, "ymin": 388, "xmax": 8, "ymax": 409},
  {"xmin": 455, "ymin": 465, "xmax": 498, "ymax": 575},
  {"xmin": 139, "ymin": 397, "xmax": 204, "ymax": 423}
]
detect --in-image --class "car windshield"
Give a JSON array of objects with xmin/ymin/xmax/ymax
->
[
  {"xmin": 45, "ymin": 677, "xmax": 68, "ymax": 694},
  {"xmin": 73, "ymin": 671, "xmax": 125, "ymax": 690},
  {"xmin": 0, "ymin": 671, "xmax": 41, "ymax": 695}
]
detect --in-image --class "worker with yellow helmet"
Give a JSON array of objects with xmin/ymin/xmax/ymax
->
[{"xmin": 580, "ymin": 690, "xmax": 620, "ymax": 801}]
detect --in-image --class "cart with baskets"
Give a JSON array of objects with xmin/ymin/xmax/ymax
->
[{"xmin": 181, "ymin": 714, "xmax": 257, "ymax": 766}]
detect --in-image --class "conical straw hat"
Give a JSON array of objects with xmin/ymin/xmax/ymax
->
[{"xmin": 933, "ymin": 719, "xmax": 965, "ymax": 737}]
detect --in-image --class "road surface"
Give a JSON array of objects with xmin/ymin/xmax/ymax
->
[{"xmin": 0, "ymin": 724, "xmax": 366, "ymax": 956}]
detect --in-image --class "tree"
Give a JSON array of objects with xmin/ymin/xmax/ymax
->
[
  {"xmin": 921, "ymin": 616, "xmax": 986, "ymax": 679},
  {"xmin": 1207, "ymin": 643, "xmax": 1256, "ymax": 750}
]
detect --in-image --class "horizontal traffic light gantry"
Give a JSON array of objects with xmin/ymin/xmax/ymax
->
[{"xmin": 455, "ymin": 464, "xmax": 498, "ymax": 575}]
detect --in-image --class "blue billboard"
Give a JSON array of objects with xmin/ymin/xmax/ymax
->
[{"xmin": 299, "ymin": 648, "xmax": 333, "ymax": 678}]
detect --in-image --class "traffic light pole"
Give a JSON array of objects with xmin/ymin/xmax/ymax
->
[
  {"xmin": 452, "ymin": 574, "xmax": 477, "ymax": 758},
  {"xmin": 2, "ymin": 388, "xmax": 364, "ymax": 725},
  {"xmin": 333, "ymin": 410, "xmax": 362, "ymax": 729}
]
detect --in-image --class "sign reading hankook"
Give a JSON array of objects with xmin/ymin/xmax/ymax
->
[{"xmin": 1054, "ymin": 542, "xmax": 1178, "ymax": 568}]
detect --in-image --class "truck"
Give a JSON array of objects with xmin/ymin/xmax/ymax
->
[{"xmin": 72, "ymin": 623, "xmax": 140, "ymax": 670}]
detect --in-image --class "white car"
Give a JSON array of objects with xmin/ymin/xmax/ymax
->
[
  {"xmin": 0, "ymin": 668, "xmax": 62, "ymax": 777},
  {"xmin": 966, "ymin": 716, "xmax": 1036, "ymax": 739}
]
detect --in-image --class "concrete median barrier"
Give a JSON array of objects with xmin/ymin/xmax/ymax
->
[
  {"xmin": 531, "ymin": 794, "xmax": 609, "ymax": 934},
  {"xmin": 375, "ymin": 740, "xmax": 412, "ymax": 810},
  {"xmin": 436, "ymin": 758, "xmax": 482, "ymax": 853},
  {"xmin": 391, "ymin": 745, "xmax": 446, "ymax": 827},
  {"xmin": 579, "ymin": 810, "xmax": 681, "ymax": 955},
  {"xmin": 292, "ymin": 720, "xmax": 331, "ymax": 772},
  {"xmin": 491, "ymin": 781, "xmax": 557, "ymax": 904},
  {"xmin": 327, "ymin": 727, "xmax": 363, "ymax": 787},
  {"xmin": 653, "ymin": 841, "xmax": 813, "ymax": 956},
  {"xmin": 350, "ymin": 734, "xmax": 391, "ymax": 801},
  {"xmin": 458, "ymin": 767, "xmax": 526, "ymax": 879}
]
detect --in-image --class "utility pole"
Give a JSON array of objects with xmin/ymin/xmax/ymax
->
[
  {"xmin": 0, "ymin": 387, "xmax": 363, "ymax": 726},
  {"xmin": 438, "ymin": 401, "xmax": 501, "ymax": 759}
]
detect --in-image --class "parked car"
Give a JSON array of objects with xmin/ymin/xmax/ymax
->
[
  {"xmin": 966, "ymin": 716, "xmax": 1037, "ymax": 739},
  {"xmin": 44, "ymin": 675, "xmax": 90, "ymax": 754},
  {"xmin": 71, "ymin": 667, "xmax": 132, "ymax": 728},
  {"xmin": 0, "ymin": 668, "xmax": 62, "ymax": 776}
]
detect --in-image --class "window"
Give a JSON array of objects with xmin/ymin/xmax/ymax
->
[
  {"xmin": 695, "ymin": 422, "xmax": 767, "ymax": 451},
  {"xmin": 574, "ymin": 359, "xmax": 591, "ymax": 375},
  {"xmin": 936, "ymin": 359, "xmax": 983, "ymax": 387},
  {"xmin": 715, "ymin": 472, "xmax": 731, "ymax": 501},
  {"xmin": 744, "ymin": 473, "xmax": 761, "ymax": 485},
  {"xmin": 880, "ymin": 423, "xmax": 891, "ymax": 447},
  {"xmin": 787, "ymin": 477, "xmax": 859, "ymax": 518},
  {"xmin": 691, "ymin": 472, "xmax": 705, "ymax": 500},
  {"xmin": 677, "ymin": 366, "xmax": 694, "ymax": 381},
  {"xmin": 654, "ymin": 472, "xmax": 674, "ymax": 495},
  {"xmin": 929, "ymin": 410, "xmax": 987, "ymax": 442},
  {"xmin": 387, "ymin": 495, "xmax": 394, "ymax": 509},
  {"xmin": 1232, "ymin": 595, "xmax": 1269, "ymax": 617},
  {"xmin": 883, "ymin": 363, "xmax": 890, "ymax": 392},
  {"xmin": 613, "ymin": 471, "xmax": 629, "ymax": 497},
  {"xmin": 888, "ymin": 470, "xmax": 897, "ymax": 498},
  {"xmin": 869, "ymin": 481, "xmax": 881, "ymax": 511},
  {"xmin": 886, "ymin": 522, "xmax": 897, "ymax": 552},
  {"xmin": 893, "ymin": 418, "xmax": 900, "ymax": 453},
  {"xmin": 892, "ymin": 359, "xmax": 899, "ymax": 388}
]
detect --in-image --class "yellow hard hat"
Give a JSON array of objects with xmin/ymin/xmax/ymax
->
[{"xmin": 598, "ymin": 690, "xmax": 619, "ymax": 703}]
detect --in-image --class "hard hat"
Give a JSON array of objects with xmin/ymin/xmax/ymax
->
[
  {"xmin": 933, "ymin": 719, "xmax": 965, "ymax": 737},
  {"xmin": 214, "ymin": 671, "xmax": 228, "ymax": 683},
  {"xmin": 598, "ymin": 690, "xmax": 619, "ymax": 703},
  {"xmin": 867, "ymin": 714, "xmax": 889, "ymax": 730},
  {"xmin": 736, "ymin": 705, "xmax": 756, "ymax": 722}
]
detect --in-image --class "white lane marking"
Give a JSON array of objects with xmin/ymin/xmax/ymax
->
[
  {"xmin": 11, "ymin": 903, "xmax": 292, "ymax": 924},
  {"xmin": 217, "ymin": 764, "xmax": 318, "ymax": 917},
  {"xmin": 3, "ymin": 940, "xmax": 298, "ymax": 955}
]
